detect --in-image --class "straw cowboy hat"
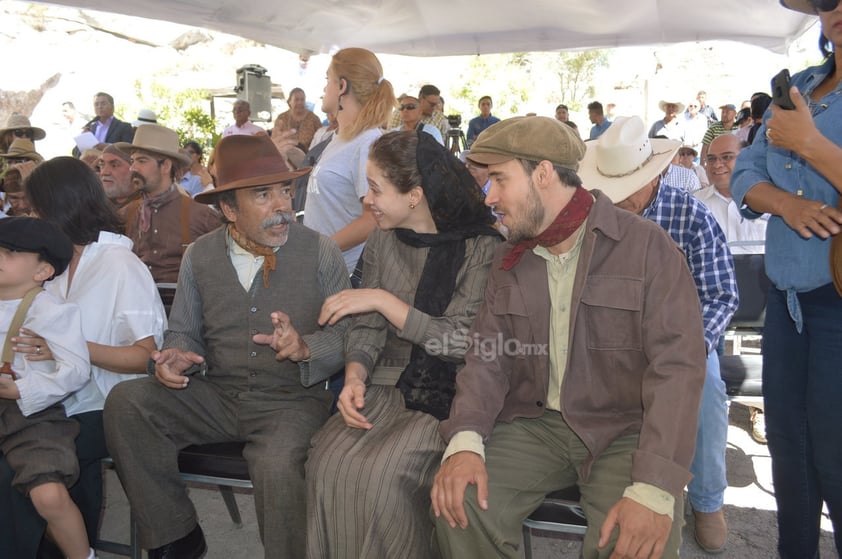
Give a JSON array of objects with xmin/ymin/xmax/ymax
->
[
  {"xmin": 194, "ymin": 134, "xmax": 311, "ymax": 204},
  {"xmin": 779, "ymin": 0, "xmax": 818, "ymax": 14},
  {"xmin": 0, "ymin": 138, "xmax": 44, "ymax": 163},
  {"xmin": 578, "ymin": 115, "xmax": 681, "ymax": 203},
  {"xmin": 0, "ymin": 115, "xmax": 46, "ymax": 141},
  {"xmin": 658, "ymin": 100, "xmax": 686, "ymax": 114},
  {"xmin": 133, "ymin": 108, "xmax": 158, "ymax": 127},
  {"xmin": 116, "ymin": 124, "xmax": 191, "ymax": 166}
]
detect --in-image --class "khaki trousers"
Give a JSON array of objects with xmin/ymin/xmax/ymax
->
[{"xmin": 434, "ymin": 411, "xmax": 683, "ymax": 558}]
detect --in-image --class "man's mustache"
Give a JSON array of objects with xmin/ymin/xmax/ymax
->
[
  {"xmin": 262, "ymin": 211, "xmax": 295, "ymax": 228},
  {"xmin": 130, "ymin": 171, "xmax": 146, "ymax": 186}
]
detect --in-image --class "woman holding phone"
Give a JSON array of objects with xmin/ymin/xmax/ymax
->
[{"xmin": 732, "ymin": 1, "xmax": 842, "ymax": 556}]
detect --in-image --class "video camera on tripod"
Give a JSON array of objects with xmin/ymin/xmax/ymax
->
[{"xmin": 445, "ymin": 114, "xmax": 467, "ymax": 155}]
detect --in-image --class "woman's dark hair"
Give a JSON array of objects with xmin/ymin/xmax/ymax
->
[
  {"xmin": 24, "ymin": 156, "xmax": 124, "ymax": 245},
  {"xmin": 184, "ymin": 140, "xmax": 203, "ymax": 161},
  {"xmin": 820, "ymin": 34, "xmax": 834, "ymax": 58},
  {"xmin": 369, "ymin": 130, "xmax": 496, "ymax": 232}
]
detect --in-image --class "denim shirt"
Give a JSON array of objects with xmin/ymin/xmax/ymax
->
[{"xmin": 731, "ymin": 57, "xmax": 842, "ymax": 330}]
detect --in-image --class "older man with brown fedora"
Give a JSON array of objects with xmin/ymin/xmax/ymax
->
[
  {"xmin": 104, "ymin": 133, "xmax": 351, "ymax": 559},
  {"xmin": 117, "ymin": 124, "xmax": 221, "ymax": 283},
  {"xmin": 580, "ymin": 115, "xmax": 738, "ymax": 553},
  {"xmin": 432, "ymin": 116, "xmax": 706, "ymax": 559}
]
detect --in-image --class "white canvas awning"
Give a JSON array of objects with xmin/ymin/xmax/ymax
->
[{"xmin": 35, "ymin": 0, "xmax": 817, "ymax": 56}]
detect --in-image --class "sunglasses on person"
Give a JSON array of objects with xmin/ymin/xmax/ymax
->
[
  {"xmin": 399, "ymin": 104, "xmax": 418, "ymax": 111},
  {"xmin": 811, "ymin": 0, "xmax": 840, "ymax": 11},
  {"xmin": 679, "ymin": 150, "xmax": 695, "ymax": 157},
  {"xmin": 12, "ymin": 130, "xmax": 32, "ymax": 138}
]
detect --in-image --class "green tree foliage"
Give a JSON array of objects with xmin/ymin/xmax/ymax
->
[
  {"xmin": 553, "ymin": 49, "xmax": 610, "ymax": 111},
  {"xmin": 134, "ymin": 80, "xmax": 222, "ymax": 150},
  {"xmin": 448, "ymin": 49, "xmax": 610, "ymax": 121}
]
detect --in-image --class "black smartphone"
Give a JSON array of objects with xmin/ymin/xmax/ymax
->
[{"xmin": 771, "ymin": 69, "xmax": 796, "ymax": 110}]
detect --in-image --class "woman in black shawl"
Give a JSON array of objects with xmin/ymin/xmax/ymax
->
[{"xmin": 306, "ymin": 130, "xmax": 501, "ymax": 559}]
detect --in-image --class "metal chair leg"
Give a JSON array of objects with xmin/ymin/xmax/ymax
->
[{"xmin": 219, "ymin": 485, "xmax": 243, "ymax": 528}]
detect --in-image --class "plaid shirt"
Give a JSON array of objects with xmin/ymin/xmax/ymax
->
[{"xmin": 643, "ymin": 182, "xmax": 739, "ymax": 354}]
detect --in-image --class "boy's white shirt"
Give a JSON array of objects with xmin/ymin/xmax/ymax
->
[{"xmin": 0, "ymin": 291, "xmax": 90, "ymax": 416}]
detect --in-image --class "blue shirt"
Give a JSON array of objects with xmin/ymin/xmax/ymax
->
[
  {"xmin": 732, "ymin": 56, "xmax": 841, "ymax": 299},
  {"xmin": 643, "ymin": 182, "xmax": 739, "ymax": 354},
  {"xmin": 179, "ymin": 171, "xmax": 204, "ymax": 198},
  {"xmin": 589, "ymin": 118, "xmax": 612, "ymax": 140},
  {"xmin": 467, "ymin": 114, "xmax": 500, "ymax": 144}
]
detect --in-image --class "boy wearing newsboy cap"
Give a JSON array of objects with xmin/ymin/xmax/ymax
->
[{"xmin": 0, "ymin": 216, "xmax": 94, "ymax": 559}]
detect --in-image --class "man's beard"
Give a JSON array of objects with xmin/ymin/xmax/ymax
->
[{"xmin": 506, "ymin": 181, "xmax": 545, "ymax": 244}]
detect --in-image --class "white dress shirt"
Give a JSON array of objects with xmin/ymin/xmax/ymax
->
[
  {"xmin": 695, "ymin": 187, "xmax": 768, "ymax": 254},
  {"xmin": 46, "ymin": 232, "xmax": 167, "ymax": 416}
]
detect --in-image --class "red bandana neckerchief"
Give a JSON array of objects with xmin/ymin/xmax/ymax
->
[
  {"xmin": 501, "ymin": 186, "xmax": 594, "ymax": 271},
  {"xmin": 229, "ymin": 224, "xmax": 277, "ymax": 288}
]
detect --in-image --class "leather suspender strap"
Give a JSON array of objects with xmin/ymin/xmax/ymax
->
[
  {"xmin": 180, "ymin": 194, "xmax": 191, "ymax": 251},
  {"xmin": 1, "ymin": 286, "xmax": 44, "ymax": 379}
]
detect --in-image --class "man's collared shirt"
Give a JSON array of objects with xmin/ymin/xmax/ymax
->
[
  {"xmin": 589, "ymin": 119, "xmax": 612, "ymax": 140},
  {"xmin": 695, "ymin": 188, "xmax": 767, "ymax": 254},
  {"xmin": 93, "ymin": 116, "xmax": 114, "ymax": 143},
  {"xmin": 227, "ymin": 229, "xmax": 280, "ymax": 290},
  {"xmin": 642, "ymin": 182, "xmax": 738, "ymax": 354}
]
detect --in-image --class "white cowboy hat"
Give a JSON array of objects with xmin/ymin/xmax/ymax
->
[
  {"xmin": 116, "ymin": 124, "xmax": 191, "ymax": 166},
  {"xmin": 578, "ymin": 115, "xmax": 681, "ymax": 203},
  {"xmin": 658, "ymin": 100, "xmax": 686, "ymax": 114},
  {"xmin": 132, "ymin": 108, "xmax": 158, "ymax": 127}
]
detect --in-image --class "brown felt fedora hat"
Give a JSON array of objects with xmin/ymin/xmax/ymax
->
[
  {"xmin": 0, "ymin": 138, "xmax": 43, "ymax": 162},
  {"xmin": 194, "ymin": 134, "xmax": 311, "ymax": 204},
  {"xmin": 116, "ymin": 124, "xmax": 191, "ymax": 166}
]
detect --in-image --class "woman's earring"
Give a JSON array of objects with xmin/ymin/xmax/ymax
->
[{"xmin": 409, "ymin": 202, "xmax": 416, "ymax": 209}]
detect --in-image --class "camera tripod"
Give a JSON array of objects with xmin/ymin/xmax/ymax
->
[{"xmin": 446, "ymin": 128, "xmax": 468, "ymax": 157}]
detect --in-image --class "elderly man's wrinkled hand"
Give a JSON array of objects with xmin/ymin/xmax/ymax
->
[
  {"xmin": 151, "ymin": 348, "xmax": 204, "ymax": 389},
  {"xmin": 252, "ymin": 311, "xmax": 310, "ymax": 362}
]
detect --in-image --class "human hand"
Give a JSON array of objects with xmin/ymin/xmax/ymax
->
[
  {"xmin": 252, "ymin": 311, "xmax": 310, "ymax": 362},
  {"xmin": 765, "ymin": 87, "xmax": 821, "ymax": 154},
  {"xmin": 11, "ymin": 328, "xmax": 52, "ymax": 361},
  {"xmin": 780, "ymin": 195, "xmax": 842, "ymax": 240},
  {"xmin": 598, "ymin": 497, "xmax": 672, "ymax": 559},
  {"xmin": 431, "ymin": 451, "xmax": 488, "ymax": 529},
  {"xmin": 336, "ymin": 376, "xmax": 372, "ymax": 429},
  {"xmin": 151, "ymin": 348, "xmax": 204, "ymax": 389},
  {"xmin": 0, "ymin": 376, "xmax": 20, "ymax": 400},
  {"xmin": 8, "ymin": 160, "xmax": 38, "ymax": 180},
  {"xmin": 318, "ymin": 289, "xmax": 381, "ymax": 326}
]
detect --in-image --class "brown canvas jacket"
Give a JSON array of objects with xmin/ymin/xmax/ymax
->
[{"xmin": 441, "ymin": 190, "xmax": 706, "ymax": 496}]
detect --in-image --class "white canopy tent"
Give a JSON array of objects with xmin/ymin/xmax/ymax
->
[{"xmin": 36, "ymin": 0, "xmax": 817, "ymax": 56}]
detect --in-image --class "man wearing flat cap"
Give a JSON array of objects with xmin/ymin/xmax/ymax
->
[
  {"xmin": 431, "ymin": 116, "xmax": 706, "ymax": 559},
  {"xmin": 104, "ymin": 134, "xmax": 351, "ymax": 559},
  {"xmin": 117, "ymin": 124, "xmax": 221, "ymax": 283}
]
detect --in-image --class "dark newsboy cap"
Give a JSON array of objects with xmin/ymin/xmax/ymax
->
[{"xmin": 0, "ymin": 216, "xmax": 74, "ymax": 276}]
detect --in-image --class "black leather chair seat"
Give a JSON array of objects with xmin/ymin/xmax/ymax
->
[
  {"xmin": 526, "ymin": 485, "xmax": 586, "ymax": 526},
  {"xmin": 178, "ymin": 442, "xmax": 250, "ymax": 481},
  {"xmin": 719, "ymin": 354, "xmax": 763, "ymax": 397}
]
